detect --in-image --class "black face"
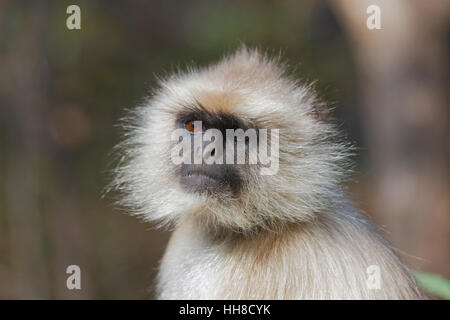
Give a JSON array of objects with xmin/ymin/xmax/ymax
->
[{"xmin": 175, "ymin": 109, "xmax": 253, "ymax": 197}]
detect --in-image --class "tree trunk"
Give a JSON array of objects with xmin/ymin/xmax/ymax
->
[{"xmin": 330, "ymin": 0, "xmax": 449, "ymax": 277}]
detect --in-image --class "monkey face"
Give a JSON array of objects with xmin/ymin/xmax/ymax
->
[
  {"xmin": 174, "ymin": 110, "xmax": 256, "ymax": 198},
  {"xmin": 112, "ymin": 47, "xmax": 349, "ymax": 232}
]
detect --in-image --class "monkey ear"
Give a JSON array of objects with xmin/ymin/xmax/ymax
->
[
  {"xmin": 304, "ymin": 89, "xmax": 332, "ymax": 121},
  {"xmin": 311, "ymin": 100, "xmax": 332, "ymax": 121}
]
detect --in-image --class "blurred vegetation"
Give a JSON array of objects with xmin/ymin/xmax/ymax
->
[
  {"xmin": 0, "ymin": 0, "xmax": 448, "ymax": 299},
  {"xmin": 414, "ymin": 272, "xmax": 450, "ymax": 300}
]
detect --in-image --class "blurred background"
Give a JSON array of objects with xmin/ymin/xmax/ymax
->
[{"xmin": 0, "ymin": 0, "xmax": 448, "ymax": 299}]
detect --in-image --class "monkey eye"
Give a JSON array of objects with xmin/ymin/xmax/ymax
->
[{"xmin": 186, "ymin": 121, "xmax": 201, "ymax": 133}]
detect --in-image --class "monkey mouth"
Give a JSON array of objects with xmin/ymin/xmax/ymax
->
[
  {"xmin": 180, "ymin": 170, "xmax": 225, "ymax": 194},
  {"xmin": 179, "ymin": 164, "xmax": 241, "ymax": 196},
  {"xmin": 181, "ymin": 171, "xmax": 222, "ymax": 183}
]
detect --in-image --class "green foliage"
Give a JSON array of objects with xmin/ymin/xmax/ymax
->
[{"xmin": 414, "ymin": 272, "xmax": 450, "ymax": 299}]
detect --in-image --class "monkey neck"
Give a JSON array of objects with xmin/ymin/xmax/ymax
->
[
  {"xmin": 161, "ymin": 209, "xmax": 422, "ymax": 299},
  {"xmin": 184, "ymin": 213, "xmax": 317, "ymax": 246}
]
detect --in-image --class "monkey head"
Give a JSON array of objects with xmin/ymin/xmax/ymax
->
[{"xmin": 111, "ymin": 47, "xmax": 349, "ymax": 233}]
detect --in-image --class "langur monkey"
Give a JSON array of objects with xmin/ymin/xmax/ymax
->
[{"xmin": 111, "ymin": 47, "xmax": 424, "ymax": 299}]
